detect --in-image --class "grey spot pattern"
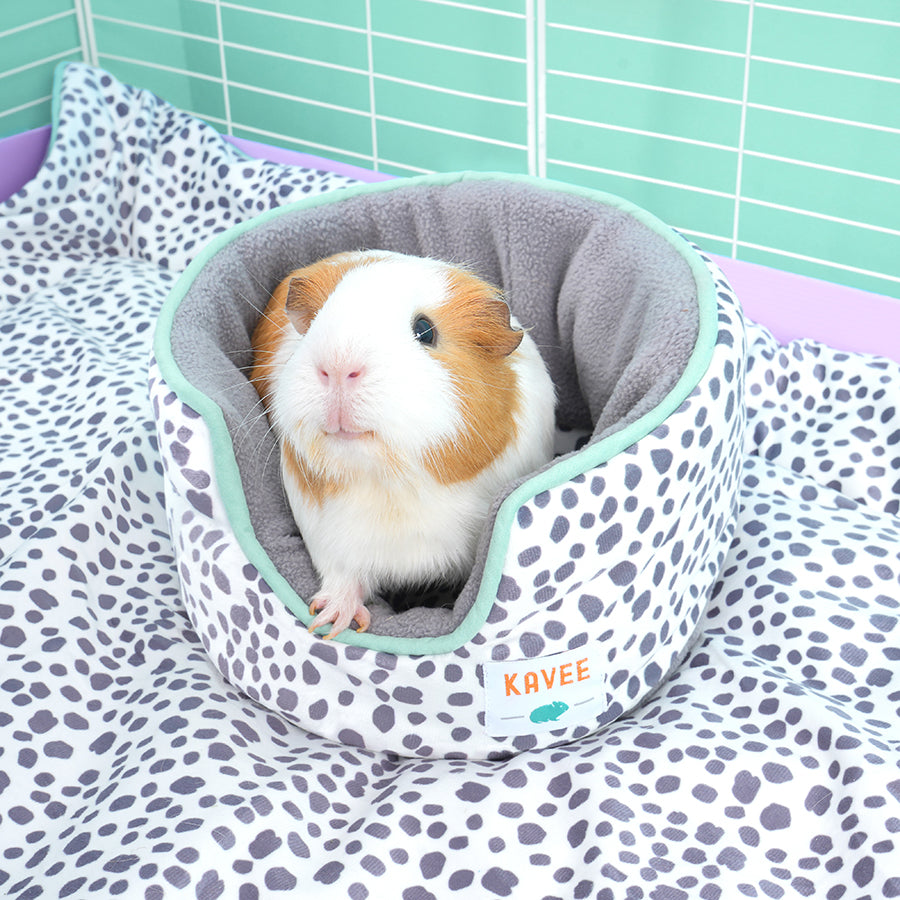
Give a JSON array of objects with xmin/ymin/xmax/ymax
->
[
  {"xmin": 744, "ymin": 326, "xmax": 900, "ymax": 518},
  {"xmin": 1, "ymin": 63, "xmax": 898, "ymax": 897}
]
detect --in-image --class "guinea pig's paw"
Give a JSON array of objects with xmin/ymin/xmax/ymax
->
[{"xmin": 307, "ymin": 582, "xmax": 371, "ymax": 640}]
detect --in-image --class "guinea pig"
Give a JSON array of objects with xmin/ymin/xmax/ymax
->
[{"xmin": 249, "ymin": 250, "xmax": 556, "ymax": 639}]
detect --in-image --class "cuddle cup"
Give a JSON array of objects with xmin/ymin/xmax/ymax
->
[{"xmin": 151, "ymin": 172, "xmax": 746, "ymax": 758}]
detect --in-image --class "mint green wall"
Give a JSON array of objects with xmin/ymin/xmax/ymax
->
[
  {"xmin": 2, "ymin": 1, "xmax": 898, "ymax": 300},
  {"xmin": 0, "ymin": 1, "xmax": 83, "ymax": 134}
]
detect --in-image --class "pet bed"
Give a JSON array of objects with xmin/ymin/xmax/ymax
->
[
  {"xmin": 0, "ymin": 63, "xmax": 898, "ymax": 898},
  {"xmin": 152, "ymin": 166, "xmax": 744, "ymax": 758}
]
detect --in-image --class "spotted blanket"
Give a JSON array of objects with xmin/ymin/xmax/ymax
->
[{"xmin": 0, "ymin": 63, "xmax": 898, "ymax": 899}]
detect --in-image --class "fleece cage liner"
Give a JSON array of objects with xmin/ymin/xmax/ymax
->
[{"xmin": 6, "ymin": 64, "xmax": 900, "ymax": 894}]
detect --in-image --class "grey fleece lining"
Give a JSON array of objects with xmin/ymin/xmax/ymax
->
[{"xmin": 167, "ymin": 175, "xmax": 701, "ymax": 639}]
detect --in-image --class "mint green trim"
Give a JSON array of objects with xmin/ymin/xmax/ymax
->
[{"xmin": 154, "ymin": 170, "xmax": 719, "ymax": 655}]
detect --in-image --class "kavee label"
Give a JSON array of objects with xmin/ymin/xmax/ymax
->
[{"xmin": 483, "ymin": 645, "xmax": 607, "ymax": 736}]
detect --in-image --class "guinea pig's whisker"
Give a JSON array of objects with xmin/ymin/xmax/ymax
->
[
  {"xmin": 239, "ymin": 304, "xmax": 288, "ymax": 338},
  {"xmin": 263, "ymin": 433, "xmax": 284, "ymax": 477},
  {"xmin": 232, "ymin": 283, "xmax": 295, "ymax": 336},
  {"xmin": 253, "ymin": 308, "xmax": 288, "ymax": 333},
  {"xmin": 233, "ymin": 263, "xmax": 275, "ymax": 294},
  {"xmin": 231, "ymin": 287, "xmax": 266, "ymax": 318},
  {"xmin": 530, "ymin": 338, "xmax": 563, "ymax": 354},
  {"xmin": 232, "ymin": 392, "xmax": 269, "ymax": 425},
  {"xmin": 215, "ymin": 361, "xmax": 260, "ymax": 382},
  {"xmin": 233, "ymin": 413, "xmax": 275, "ymax": 463},
  {"xmin": 237, "ymin": 262, "xmax": 278, "ymax": 296},
  {"xmin": 220, "ymin": 365, "xmax": 258, "ymax": 381},
  {"xmin": 230, "ymin": 387, "xmax": 275, "ymax": 446}
]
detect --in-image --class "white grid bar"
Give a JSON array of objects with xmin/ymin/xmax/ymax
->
[
  {"xmin": 748, "ymin": 101, "xmax": 900, "ymax": 137},
  {"xmin": 92, "ymin": 13, "xmax": 219, "ymax": 45},
  {"xmin": 0, "ymin": 49, "xmax": 81, "ymax": 82},
  {"xmin": 376, "ymin": 156, "xmax": 433, "ymax": 175},
  {"xmin": 374, "ymin": 73, "xmax": 526, "ymax": 107},
  {"xmin": 756, "ymin": 2, "xmax": 900, "ymax": 30},
  {"xmin": 546, "ymin": 68, "xmax": 744, "ymax": 106},
  {"xmin": 0, "ymin": 94, "xmax": 53, "ymax": 120},
  {"xmin": 546, "ymin": 20, "xmax": 747, "ymax": 59},
  {"xmin": 225, "ymin": 80, "xmax": 371, "ymax": 119},
  {"xmin": 214, "ymin": 0, "xmax": 232, "ymax": 135},
  {"xmin": 751, "ymin": 54, "xmax": 900, "ymax": 86},
  {"xmin": 744, "ymin": 149, "xmax": 900, "ymax": 188},
  {"xmin": 0, "ymin": 9, "xmax": 74, "ymax": 40},
  {"xmin": 219, "ymin": 2, "xmax": 367, "ymax": 35},
  {"xmin": 413, "ymin": 0, "xmax": 525, "ymax": 19},
  {"xmin": 732, "ymin": 0, "xmax": 755, "ymax": 256},
  {"xmin": 546, "ymin": 112, "xmax": 739, "ymax": 153},
  {"xmin": 215, "ymin": 40, "xmax": 368, "ymax": 77},
  {"xmin": 376, "ymin": 113, "xmax": 528, "ymax": 151},
  {"xmin": 525, "ymin": 0, "xmax": 536, "ymax": 175},
  {"xmin": 678, "ymin": 226, "xmax": 734, "ymax": 246},
  {"xmin": 76, "ymin": 0, "xmax": 97, "ymax": 66},
  {"xmin": 96, "ymin": 53, "xmax": 223, "ymax": 85},
  {"xmin": 229, "ymin": 122, "xmax": 376, "ymax": 166},
  {"xmin": 741, "ymin": 197, "xmax": 900, "ymax": 239},
  {"xmin": 534, "ymin": 0, "xmax": 546, "ymax": 177},
  {"xmin": 545, "ymin": 157, "xmax": 736, "ymax": 200},
  {"xmin": 370, "ymin": 31, "xmax": 526, "ymax": 64},
  {"xmin": 365, "ymin": 0, "xmax": 378, "ymax": 172},
  {"xmin": 736, "ymin": 240, "xmax": 900, "ymax": 287}
]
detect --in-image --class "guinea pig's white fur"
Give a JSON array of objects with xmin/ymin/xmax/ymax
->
[{"xmin": 250, "ymin": 250, "xmax": 556, "ymax": 639}]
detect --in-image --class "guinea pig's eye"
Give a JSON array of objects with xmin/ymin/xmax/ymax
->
[{"xmin": 412, "ymin": 316, "xmax": 437, "ymax": 347}]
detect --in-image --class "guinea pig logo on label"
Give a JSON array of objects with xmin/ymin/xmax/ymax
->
[{"xmin": 483, "ymin": 647, "xmax": 607, "ymax": 736}]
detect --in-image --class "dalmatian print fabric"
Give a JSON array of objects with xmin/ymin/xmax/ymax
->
[{"xmin": 1, "ymin": 63, "xmax": 898, "ymax": 897}]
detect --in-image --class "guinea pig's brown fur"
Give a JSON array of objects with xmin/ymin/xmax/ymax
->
[{"xmin": 422, "ymin": 266, "xmax": 524, "ymax": 485}]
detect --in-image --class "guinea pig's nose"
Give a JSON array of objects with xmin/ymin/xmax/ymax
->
[{"xmin": 317, "ymin": 363, "xmax": 365, "ymax": 386}]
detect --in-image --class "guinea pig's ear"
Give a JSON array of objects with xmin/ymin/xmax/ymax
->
[
  {"xmin": 458, "ymin": 295, "xmax": 525, "ymax": 359},
  {"xmin": 280, "ymin": 254, "xmax": 363, "ymax": 334},
  {"xmin": 470, "ymin": 296, "xmax": 524, "ymax": 359},
  {"xmin": 444, "ymin": 269, "xmax": 524, "ymax": 358},
  {"xmin": 284, "ymin": 275, "xmax": 320, "ymax": 335}
]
